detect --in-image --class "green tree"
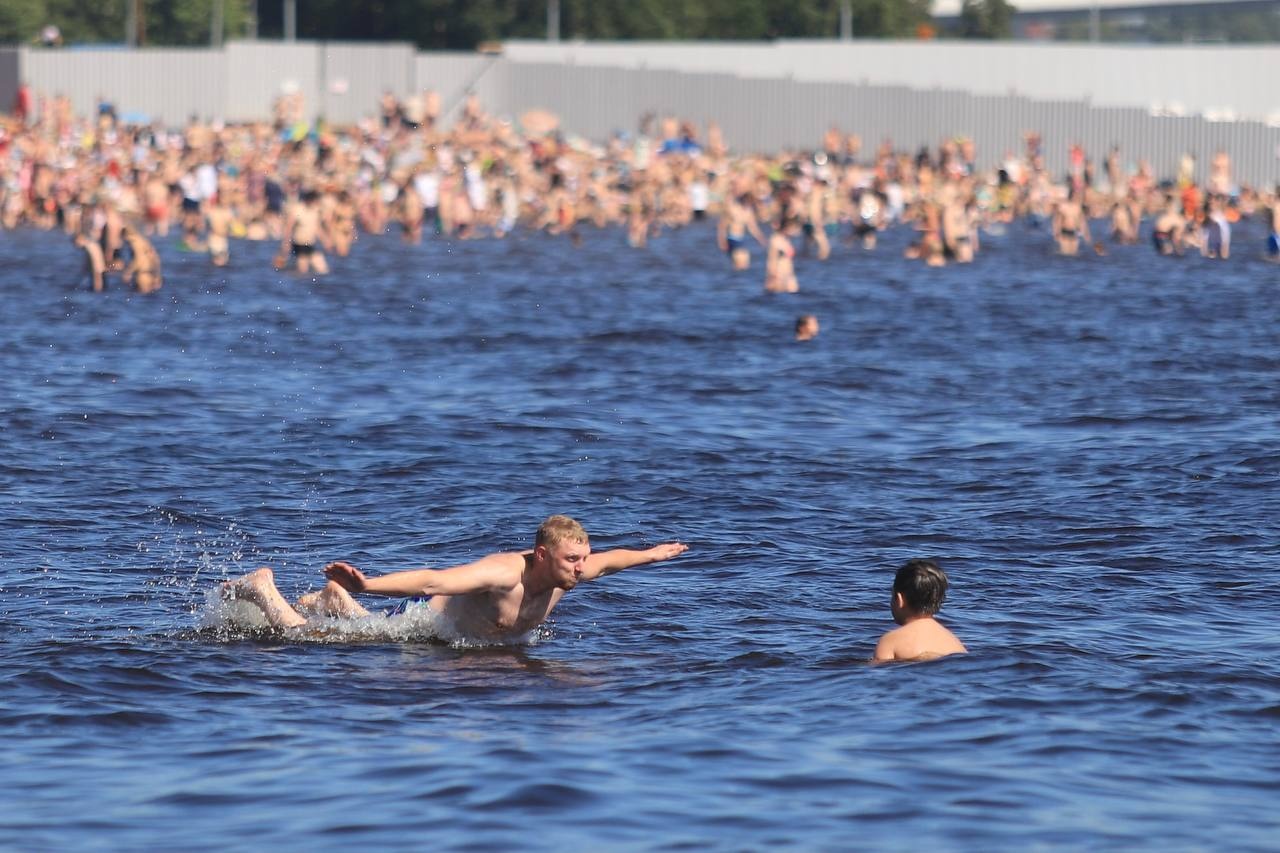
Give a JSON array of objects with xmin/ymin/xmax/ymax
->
[
  {"xmin": 851, "ymin": 0, "xmax": 932, "ymax": 39},
  {"xmin": 689, "ymin": 0, "xmax": 769, "ymax": 40},
  {"xmin": 25, "ymin": 0, "xmax": 945, "ymax": 48},
  {"xmin": 958, "ymin": 0, "xmax": 1015, "ymax": 39},
  {"xmin": 24, "ymin": 0, "xmax": 251, "ymax": 46},
  {"xmin": 142, "ymin": 0, "xmax": 251, "ymax": 45},
  {"xmin": 0, "ymin": 0, "xmax": 46, "ymax": 45}
]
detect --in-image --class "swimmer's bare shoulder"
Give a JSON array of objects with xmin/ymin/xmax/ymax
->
[{"xmin": 872, "ymin": 617, "xmax": 967, "ymax": 664}]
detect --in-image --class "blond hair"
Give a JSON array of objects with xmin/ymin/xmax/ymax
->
[{"xmin": 535, "ymin": 515, "xmax": 589, "ymax": 549}]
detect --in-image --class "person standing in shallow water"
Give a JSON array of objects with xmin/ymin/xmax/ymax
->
[
  {"xmin": 764, "ymin": 216, "xmax": 799, "ymax": 293},
  {"xmin": 121, "ymin": 227, "xmax": 162, "ymax": 293},
  {"xmin": 717, "ymin": 192, "xmax": 766, "ymax": 271},
  {"xmin": 873, "ymin": 559, "xmax": 967, "ymax": 663},
  {"xmin": 280, "ymin": 189, "xmax": 330, "ymax": 275},
  {"xmin": 221, "ymin": 515, "xmax": 688, "ymax": 643}
]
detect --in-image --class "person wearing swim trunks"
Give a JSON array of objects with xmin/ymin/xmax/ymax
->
[
  {"xmin": 221, "ymin": 515, "xmax": 688, "ymax": 642},
  {"xmin": 716, "ymin": 190, "xmax": 765, "ymax": 271},
  {"xmin": 142, "ymin": 172, "xmax": 171, "ymax": 236},
  {"xmin": 872, "ymin": 559, "xmax": 967, "ymax": 663},
  {"xmin": 1151, "ymin": 195, "xmax": 1185, "ymax": 255},
  {"xmin": 941, "ymin": 183, "xmax": 975, "ymax": 264},
  {"xmin": 280, "ymin": 188, "xmax": 329, "ymax": 275},
  {"xmin": 852, "ymin": 185, "xmax": 884, "ymax": 250},
  {"xmin": 1052, "ymin": 188, "xmax": 1090, "ymax": 256}
]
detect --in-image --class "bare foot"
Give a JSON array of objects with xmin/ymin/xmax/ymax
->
[
  {"xmin": 296, "ymin": 581, "xmax": 370, "ymax": 619},
  {"xmin": 221, "ymin": 567, "xmax": 276, "ymax": 605},
  {"xmin": 220, "ymin": 567, "xmax": 306, "ymax": 628},
  {"xmin": 295, "ymin": 589, "xmax": 323, "ymax": 615}
]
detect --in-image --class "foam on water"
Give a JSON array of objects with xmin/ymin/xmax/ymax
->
[{"xmin": 196, "ymin": 587, "xmax": 539, "ymax": 648}]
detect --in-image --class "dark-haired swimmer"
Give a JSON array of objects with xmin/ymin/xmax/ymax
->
[
  {"xmin": 872, "ymin": 559, "xmax": 967, "ymax": 662},
  {"xmin": 794, "ymin": 314, "xmax": 820, "ymax": 341},
  {"xmin": 221, "ymin": 515, "xmax": 688, "ymax": 642}
]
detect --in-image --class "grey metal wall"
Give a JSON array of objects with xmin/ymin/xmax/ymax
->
[
  {"xmin": 413, "ymin": 52, "xmax": 504, "ymax": 123},
  {"xmin": 481, "ymin": 58, "xmax": 1279, "ymax": 187},
  {"xmin": 20, "ymin": 46, "xmax": 226, "ymax": 126},
  {"xmin": 318, "ymin": 42, "xmax": 416, "ymax": 125},
  {"xmin": 6, "ymin": 40, "xmax": 1279, "ymax": 186},
  {"xmin": 502, "ymin": 39, "xmax": 1280, "ymax": 124},
  {"xmin": 0, "ymin": 49, "xmax": 19, "ymax": 115},
  {"xmin": 223, "ymin": 40, "xmax": 319, "ymax": 124}
]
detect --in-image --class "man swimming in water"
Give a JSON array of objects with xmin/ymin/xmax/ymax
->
[{"xmin": 222, "ymin": 515, "xmax": 687, "ymax": 642}]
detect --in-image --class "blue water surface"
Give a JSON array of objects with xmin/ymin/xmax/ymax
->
[{"xmin": 1, "ymin": 219, "xmax": 1278, "ymax": 852}]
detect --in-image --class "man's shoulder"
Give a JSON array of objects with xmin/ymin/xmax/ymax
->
[{"xmin": 477, "ymin": 550, "xmax": 530, "ymax": 573}]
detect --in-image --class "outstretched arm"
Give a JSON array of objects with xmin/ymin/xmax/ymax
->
[
  {"xmin": 580, "ymin": 542, "xmax": 688, "ymax": 582},
  {"xmin": 324, "ymin": 553, "xmax": 522, "ymax": 598}
]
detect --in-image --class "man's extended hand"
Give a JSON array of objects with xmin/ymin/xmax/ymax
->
[
  {"xmin": 324, "ymin": 561, "xmax": 368, "ymax": 593},
  {"xmin": 646, "ymin": 543, "xmax": 688, "ymax": 563}
]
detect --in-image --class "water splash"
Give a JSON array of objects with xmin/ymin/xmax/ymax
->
[{"xmin": 194, "ymin": 587, "xmax": 538, "ymax": 648}]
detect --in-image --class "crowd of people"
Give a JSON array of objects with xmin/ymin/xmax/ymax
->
[{"xmin": 2, "ymin": 83, "xmax": 1278, "ymax": 306}]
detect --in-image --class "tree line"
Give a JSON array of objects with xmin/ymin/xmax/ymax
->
[{"xmin": 3, "ymin": 0, "xmax": 1026, "ymax": 49}]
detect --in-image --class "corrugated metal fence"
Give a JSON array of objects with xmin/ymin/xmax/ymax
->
[
  {"xmin": 1, "ymin": 40, "xmax": 1277, "ymax": 187},
  {"xmin": 502, "ymin": 40, "xmax": 1280, "ymax": 123}
]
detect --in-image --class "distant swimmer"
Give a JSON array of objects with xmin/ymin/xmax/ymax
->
[
  {"xmin": 794, "ymin": 314, "xmax": 820, "ymax": 342},
  {"xmin": 221, "ymin": 515, "xmax": 688, "ymax": 643},
  {"xmin": 872, "ymin": 559, "xmax": 967, "ymax": 663}
]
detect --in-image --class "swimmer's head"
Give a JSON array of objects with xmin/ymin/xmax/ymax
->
[
  {"xmin": 794, "ymin": 314, "xmax": 819, "ymax": 341},
  {"xmin": 892, "ymin": 559, "xmax": 949, "ymax": 621},
  {"xmin": 536, "ymin": 515, "xmax": 588, "ymax": 550},
  {"xmin": 536, "ymin": 515, "xmax": 590, "ymax": 590}
]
